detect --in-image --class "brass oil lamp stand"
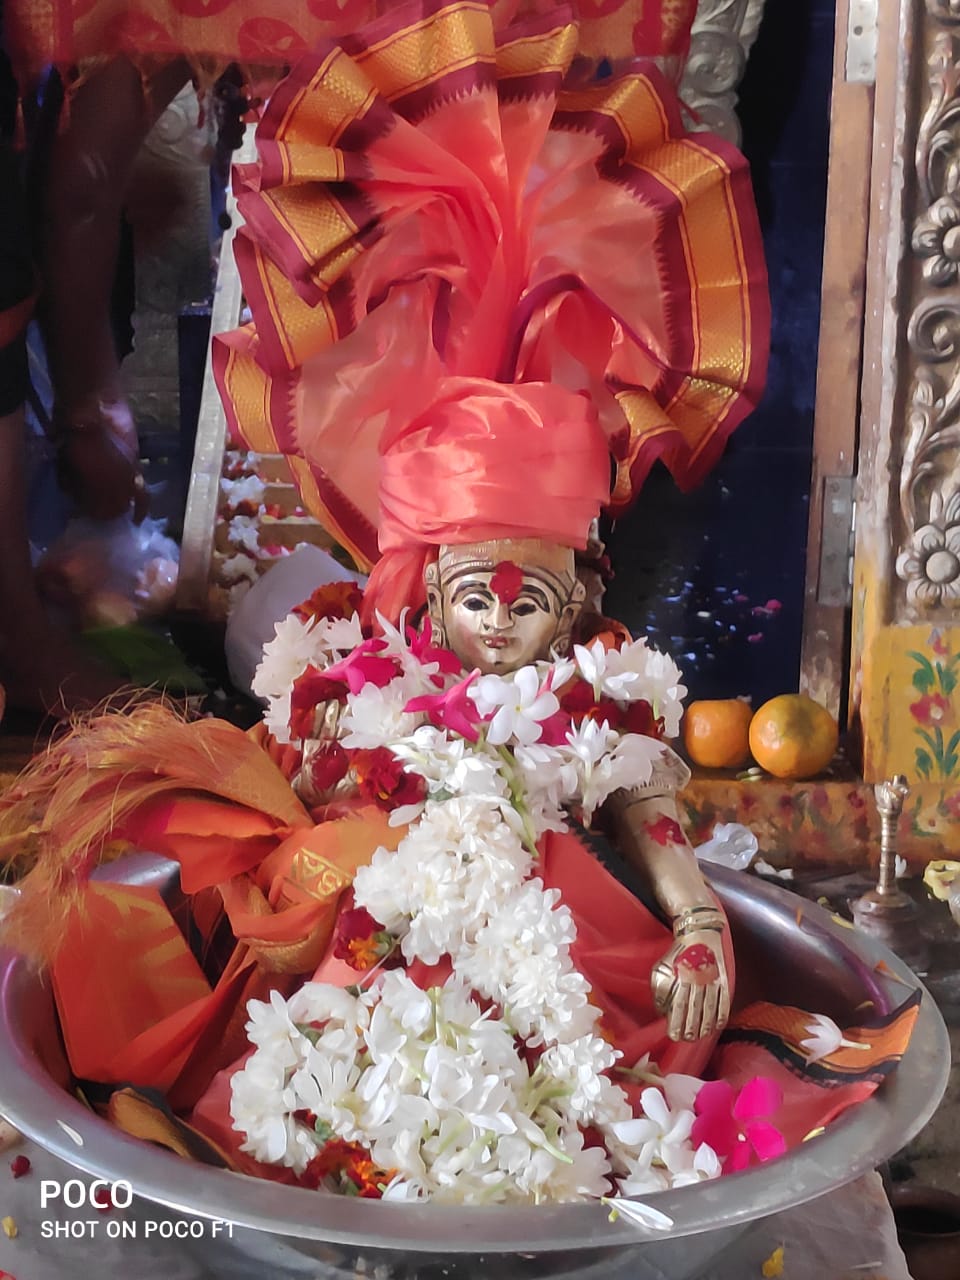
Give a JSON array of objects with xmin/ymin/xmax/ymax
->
[{"xmin": 851, "ymin": 775, "xmax": 930, "ymax": 972}]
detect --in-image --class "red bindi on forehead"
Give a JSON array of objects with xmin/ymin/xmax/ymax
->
[{"xmin": 490, "ymin": 561, "xmax": 524, "ymax": 605}]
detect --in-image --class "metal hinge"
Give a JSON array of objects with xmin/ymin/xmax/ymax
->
[
  {"xmin": 846, "ymin": 0, "xmax": 878, "ymax": 85},
  {"xmin": 818, "ymin": 476, "xmax": 856, "ymax": 607}
]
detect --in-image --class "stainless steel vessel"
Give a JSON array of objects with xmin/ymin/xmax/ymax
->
[{"xmin": 0, "ymin": 855, "xmax": 948, "ymax": 1279}]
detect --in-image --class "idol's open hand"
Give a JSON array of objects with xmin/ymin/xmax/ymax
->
[{"xmin": 651, "ymin": 928, "xmax": 730, "ymax": 1042}]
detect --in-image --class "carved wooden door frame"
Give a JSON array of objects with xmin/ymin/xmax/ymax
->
[{"xmin": 810, "ymin": 0, "xmax": 960, "ymax": 808}]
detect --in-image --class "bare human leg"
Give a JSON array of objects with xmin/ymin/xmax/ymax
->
[
  {"xmin": 40, "ymin": 54, "xmax": 190, "ymax": 522},
  {"xmin": 0, "ymin": 405, "xmax": 127, "ymax": 715}
]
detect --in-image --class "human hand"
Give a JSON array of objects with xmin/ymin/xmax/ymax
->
[
  {"xmin": 651, "ymin": 927, "xmax": 730, "ymax": 1042},
  {"xmin": 54, "ymin": 399, "xmax": 148, "ymax": 523}
]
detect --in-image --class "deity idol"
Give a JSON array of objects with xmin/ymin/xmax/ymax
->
[
  {"xmin": 423, "ymin": 535, "xmax": 730, "ymax": 1044},
  {"xmin": 0, "ymin": 0, "xmax": 916, "ymax": 1211}
]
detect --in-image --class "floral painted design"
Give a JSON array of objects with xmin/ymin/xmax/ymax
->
[
  {"xmin": 680, "ymin": 775, "xmax": 960, "ymax": 864},
  {"xmin": 907, "ymin": 631, "xmax": 960, "ymax": 781},
  {"xmin": 644, "ymin": 815, "xmax": 685, "ymax": 846}
]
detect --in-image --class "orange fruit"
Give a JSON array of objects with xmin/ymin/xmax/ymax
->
[
  {"xmin": 682, "ymin": 698, "xmax": 753, "ymax": 769},
  {"xmin": 748, "ymin": 694, "xmax": 839, "ymax": 780}
]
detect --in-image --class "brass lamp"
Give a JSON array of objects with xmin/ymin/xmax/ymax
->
[{"xmin": 851, "ymin": 775, "xmax": 930, "ymax": 972}]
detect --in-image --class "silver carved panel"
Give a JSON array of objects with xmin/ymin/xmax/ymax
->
[
  {"xmin": 680, "ymin": 0, "xmax": 768, "ymax": 142},
  {"xmin": 900, "ymin": 12, "xmax": 960, "ymax": 613}
]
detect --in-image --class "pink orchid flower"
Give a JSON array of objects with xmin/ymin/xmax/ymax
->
[
  {"xmin": 323, "ymin": 638, "xmax": 401, "ymax": 694},
  {"xmin": 691, "ymin": 1077, "xmax": 786, "ymax": 1173},
  {"xmin": 405, "ymin": 672, "xmax": 484, "ymax": 742},
  {"xmin": 406, "ymin": 618, "xmax": 463, "ymax": 683},
  {"xmin": 537, "ymin": 708, "xmax": 574, "ymax": 746}
]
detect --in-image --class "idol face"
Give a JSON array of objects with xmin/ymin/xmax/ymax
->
[
  {"xmin": 426, "ymin": 542, "xmax": 585, "ymax": 675},
  {"xmin": 443, "ymin": 571, "xmax": 563, "ymax": 674}
]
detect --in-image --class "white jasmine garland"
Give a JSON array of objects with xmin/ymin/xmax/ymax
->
[
  {"xmin": 233, "ymin": 608, "xmax": 718, "ymax": 1204},
  {"xmin": 252, "ymin": 613, "xmax": 363, "ymax": 743},
  {"xmin": 472, "ymin": 668, "xmax": 561, "ymax": 745}
]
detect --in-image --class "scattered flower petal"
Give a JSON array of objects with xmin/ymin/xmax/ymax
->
[
  {"xmin": 56, "ymin": 1120, "xmax": 84, "ymax": 1146},
  {"xmin": 761, "ymin": 1244, "xmax": 785, "ymax": 1277},
  {"xmin": 602, "ymin": 1197, "xmax": 674, "ymax": 1231},
  {"xmin": 799, "ymin": 1014, "xmax": 870, "ymax": 1064},
  {"xmin": 92, "ymin": 1185, "xmax": 113, "ymax": 1212},
  {"xmin": 753, "ymin": 857, "xmax": 793, "ymax": 881}
]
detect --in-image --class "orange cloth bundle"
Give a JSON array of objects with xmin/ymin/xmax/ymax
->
[{"xmin": 213, "ymin": 0, "xmax": 769, "ymax": 592}]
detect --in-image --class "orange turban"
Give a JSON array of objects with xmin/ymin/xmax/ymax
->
[{"xmin": 363, "ymin": 378, "xmax": 610, "ymax": 624}]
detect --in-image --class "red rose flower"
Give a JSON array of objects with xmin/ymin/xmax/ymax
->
[
  {"xmin": 352, "ymin": 747, "xmax": 427, "ymax": 812},
  {"xmin": 308, "ymin": 742, "xmax": 350, "ymax": 793},
  {"xmin": 620, "ymin": 698, "xmax": 664, "ymax": 738},
  {"xmin": 293, "ymin": 581, "xmax": 365, "ymax": 625},
  {"xmin": 333, "ymin": 906, "xmax": 392, "ymax": 970},
  {"xmin": 300, "ymin": 1138, "xmax": 395, "ymax": 1197},
  {"xmin": 289, "ymin": 666, "xmax": 348, "ymax": 740},
  {"xmin": 560, "ymin": 678, "xmax": 623, "ymax": 728}
]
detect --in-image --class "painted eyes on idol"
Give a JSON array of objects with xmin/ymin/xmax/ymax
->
[{"xmin": 460, "ymin": 590, "xmax": 544, "ymax": 618}]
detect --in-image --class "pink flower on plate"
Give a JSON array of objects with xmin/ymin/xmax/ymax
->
[
  {"xmin": 405, "ymin": 672, "xmax": 483, "ymax": 742},
  {"xmin": 691, "ymin": 1077, "xmax": 786, "ymax": 1174}
]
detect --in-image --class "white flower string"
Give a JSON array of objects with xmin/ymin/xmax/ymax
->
[{"xmin": 232, "ymin": 607, "xmax": 718, "ymax": 1204}]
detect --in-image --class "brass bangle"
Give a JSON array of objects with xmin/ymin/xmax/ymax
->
[
  {"xmin": 613, "ymin": 787, "xmax": 672, "ymax": 810},
  {"xmin": 672, "ymin": 906, "xmax": 725, "ymax": 937}
]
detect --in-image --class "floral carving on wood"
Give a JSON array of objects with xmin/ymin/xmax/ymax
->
[
  {"xmin": 680, "ymin": 0, "xmax": 767, "ymax": 143},
  {"xmin": 926, "ymin": 0, "xmax": 960, "ymax": 25},
  {"xmin": 896, "ymin": 489, "xmax": 960, "ymax": 607},
  {"xmin": 901, "ymin": 25, "xmax": 960, "ymax": 611}
]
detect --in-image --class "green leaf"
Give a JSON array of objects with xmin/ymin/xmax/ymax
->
[
  {"xmin": 917, "ymin": 727, "xmax": 942, "ymax": 758},
  {"xmin": 915, "ymin": 747, "xmax": 934, "ymax": 779},
  {"xmin": 943, "ymin": 730, "xmax": 960, "ymax": 779},
  {"xmin": 81, "ymin": 624, "xmax": 207, "ymax": 693},
  {"xmin": 908, "ymin": 651, "xmax": 937, "ymax": 693},
  {"xmin": 939, "ymin": 663, "xmax": 958, "ymax": 695}
]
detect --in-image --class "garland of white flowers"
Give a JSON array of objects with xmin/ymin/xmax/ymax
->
[{"xmin": 232, "ymin": 609, "xmax": 722, "ymax": 1205}]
